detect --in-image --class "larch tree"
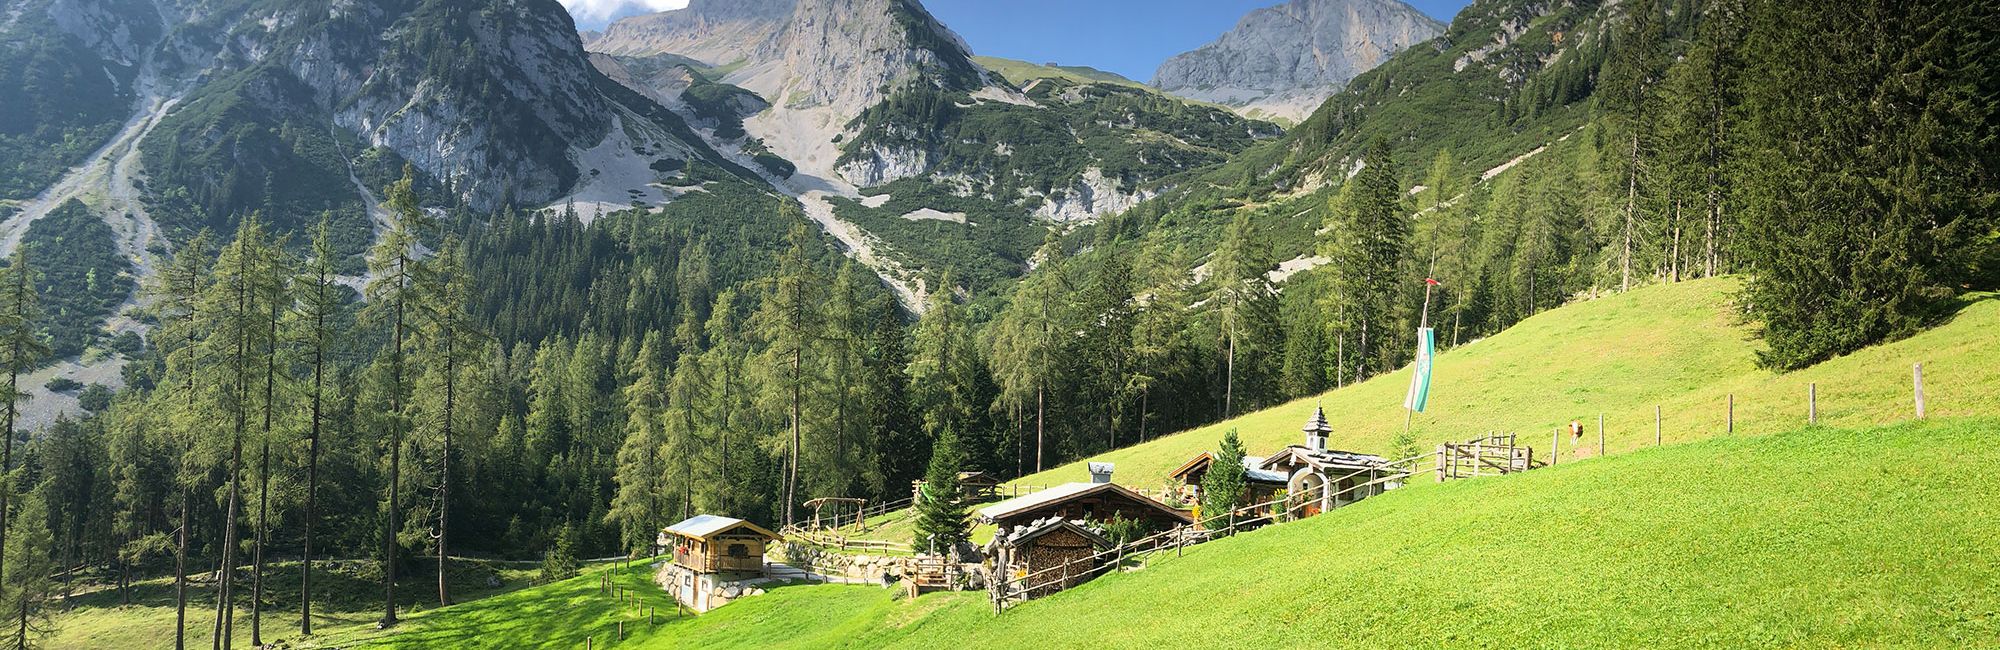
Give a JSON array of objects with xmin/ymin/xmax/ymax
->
[
  {"xmin": 248, "ymin": 225, "xmax": 292, "ymax": 647},
  {"xmin": 753, "ymin": 224, "xmax": 824, "ymax": 529},
  {"xmin": 0, "ymin": 493, "xmax": 53, "ymax": 650},
  {"xmin": 608, "ymin": 332, "xmax": 668, "ymax": 556},
  {"xmin": 1212, "ymin": 212, "xmax": 1277, "ymax": 415},
  {"xmin": 291, "ymin": 217, "xmax": 344, "ymax": 636},
  {"xmin": 147, "ymin": 231, "xmax": 212, "ymax": 650},
  {"xmin": 200, "ymin": 215, "xmax": 280, "ymax": 650},
  {"xmin": 415, "ymin": 238, "xmax": 484, "ymax": 607},
  {"xmin": 0, "ymin": 249, "xmax": 49, "ymax": 590},
  {"xmin": 363, "ymin": 167, "xmax": 434, "ymax": 627}
]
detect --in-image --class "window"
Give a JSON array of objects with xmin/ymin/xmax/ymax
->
[{"xmin": 727, "ymin": 543, "xmax": 750, "ymax": 558}]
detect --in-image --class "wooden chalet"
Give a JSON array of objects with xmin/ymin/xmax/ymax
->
[
  {"xmin": 659, "ymin": 515, "xmax": 782, "ymax": 577},
  {"xmin": 976, "ymin": 465, "xmax": 1192, "ymax": 531},
  {"xmin": 989, "ymin": 516, "xmax": 1112, "ymax": 598}
]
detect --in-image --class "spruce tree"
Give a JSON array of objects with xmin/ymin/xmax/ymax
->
[
  {"xmin": 1738, "ymin": 0, "xmax": 1998, "ymax": 369},
  {"xmin": 1199, "ymin": 429, "xmax": 1247, "ymax": 528},
  {"xmin": 911, "ymin": 428, "xmax": 968, "ymax": 554}
]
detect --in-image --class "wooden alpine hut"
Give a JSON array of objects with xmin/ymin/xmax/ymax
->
[
  {"xmin": 659, "ymin": 515, "xmax": 782, "ymax": 578},
  {"xmin": 975, "ymin": 464, "xmax": 1192, "ymax": 531}
]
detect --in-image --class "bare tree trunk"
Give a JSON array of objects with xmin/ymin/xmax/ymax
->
[
  {"xmin": 1034, "ymin": 383, "xmax": 1045, "ymax": 473},
  {"xmin": 438, "ymin": 340, "xmax": 456, "ymax": 607},
  {"xmin": 1621, "ymin": 132, "xmax": 1639, "ymax": 292},
  {"xmin": 1224, "ymin": 328, "xmax": 1236, "ymax": 418},
  {"xmin": 252, "ymin": 291, "xmax": 279, "ymax": 647},
  {"xmin": 1138, "ymin": 388, "xmax": 1149, "ymax": 442},
  {"xmin": 301, "ymin": 261, "xmax": 329, "ymax": 637},
  {"xmin": 1336, "ymin": 332, "xmax": 1345, "ymax": 389},
  {"xmin": 216, "ymin": 250, "xmax": 252, "ymax": 650},
  {"xmin": 382, "ymin": 254, "xmax": 408, "ymax": 629},
  {"xmin": 784, "ymin": 343, "xmax": 800, "ymax": 530},
  {"xmin": 175, "ymin": 494, "xmax": 189, "ymax": 650}
]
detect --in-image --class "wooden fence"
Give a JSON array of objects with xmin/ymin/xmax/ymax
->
[{"xmin": 987, "ymin": 454, "xmax": 1424, "ymax": 612}]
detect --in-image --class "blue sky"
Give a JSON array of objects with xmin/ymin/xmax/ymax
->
[{"xmin": 561, "ymin": 0, "xmax": 1472, "ymax": 82}]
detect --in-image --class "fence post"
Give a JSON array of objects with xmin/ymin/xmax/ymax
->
[
  {"xmin": 1597, "ymin": 414, "xmax": 1605, "ymax": 457},
  {"xmin": 1654, "ymin": 406, "xmax": 1662, "ymax": 446},
  {"xmin": 618, "ymin": 621, "xmax": 624, "ymax": 641},
  {"xmin": 1913, "ymin": 363, "xmax": 1926, "ymax": 418},
  {"xmin": 1809, "ymin": 383, "xmax": 1818, "ymax": 425},
  {"xmin": 1551, "ymin": 428, "xmax": 1560, "ymax": 465},
  {"xmin": 1727, "ymin": 394, "xmax": 1735, "ymax": 433}
]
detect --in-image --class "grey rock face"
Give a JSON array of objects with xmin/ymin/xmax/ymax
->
[
  {"xmin": 584, "ymin": 0, "xmax": 795, "ymax": 64},
  {"xmin": 1152, "ymin": 0, "xmax": 1444, "ymax": 121},
  {"xmin": 588, "ymin": 0, "xmax": 983, "ymax": 118}
]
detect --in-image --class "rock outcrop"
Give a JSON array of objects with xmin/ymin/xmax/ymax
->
[{"xmin": 1152, "ymin": 0, "xmax": 1444, "ymax": 122}]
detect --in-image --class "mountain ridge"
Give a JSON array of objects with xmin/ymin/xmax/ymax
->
[{"xmin": 1153, "ymin": 0, "xmax": 1446, "ymax": 122}]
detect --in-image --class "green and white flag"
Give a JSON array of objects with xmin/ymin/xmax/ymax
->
[{"xmin": 1404, "ymin": 327, "xmax": 1436, "ymax": 413}]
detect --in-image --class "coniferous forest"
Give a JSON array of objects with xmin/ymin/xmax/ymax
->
[{"xmin": 0, "ymin": 0, "xmax": 1991, "ymax": 647}]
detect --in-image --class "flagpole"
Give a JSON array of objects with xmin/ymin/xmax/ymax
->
[{"xmin": 1405, "ymin": 280, "xmax": 1437, "ymax": 433}]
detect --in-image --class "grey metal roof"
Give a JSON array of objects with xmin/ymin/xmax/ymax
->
[
  {"xmin": 1245, "ymin": 467, "xmax": 1290, "ymax": 484},
  {"xmin": 998, "ymin": 516, "xmax": 1112, "ymax": 549},
  {"xmin": 976, "ymin": 482, "xmax": 1192, "ymax": 525},
  {"xmin": 979, "ymin": 483, "xmax": 1103, "ymax": 521}
]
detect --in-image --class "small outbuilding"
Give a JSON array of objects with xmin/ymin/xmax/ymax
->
[
  {"xmin": 1167, "ymin": 452, "xmax": 1289, "ymax": 507},
  {"xmin": 988, "ymin": 516, "xmax": 1113, "ymax": 599},
  {"xmin": 957, "ymin": 471, "xmax": 1003, "ymax": 501}
]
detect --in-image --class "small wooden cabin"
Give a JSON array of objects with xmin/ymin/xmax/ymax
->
[
  {"xmin": 659, "ymin": 515, "xmax": 782, "ymax": 577},
  {"xmin": 976, "ymin": 472, "xmax": 1192, "ymax": 531},
  {"xmin": 990, "ymin": 516, "xmax": 1112, "ymax": 598},
  {"xmin": 1167, "ymin": 452, "xmax": 1288, "ymax": 506},
  {"xmin": 957, "ymin": 471, "xmax": 1003, "ymax": 500}
]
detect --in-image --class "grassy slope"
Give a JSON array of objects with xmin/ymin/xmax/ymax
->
[
  {"xmin": 311, "ymin": 417, "xmax": 2000, "ymax": 648},
  {"xmin": 1011, "ymin": 277, "xmax": 2000, "ymax": 490},
  {"xmin": 50, "ymin": 559, "xmax": 546, "ymax": 649}
]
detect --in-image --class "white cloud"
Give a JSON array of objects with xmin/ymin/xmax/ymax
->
[{"xmin": 559, "ymin": 0, "xmax": 690, "ymax": 24}]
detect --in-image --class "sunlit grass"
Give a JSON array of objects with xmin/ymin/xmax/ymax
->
[{"xmin": 1014, "ymin": 277, "xmax": 2000, "ymax": 490}]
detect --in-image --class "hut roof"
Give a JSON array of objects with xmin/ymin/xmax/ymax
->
[
  {"xmin": 976, "ymin": 482, "xmax": 1192, "ymax": 525},
  {"xmin": 662, "ymin": 515, "xmax": 782, "ymax": 543},
  {"xmin": 1257, "ymin": 446, "xmax": 1388, "ymax": 474},
  {"xmin": 999, "ymin": 516, "xmax": 1112, "ymax": 549},
  {"xmin": 957, "ymin": 471, "xmax": 1002, "ymax": 485},
  {"xmin": 1170, "ymin": 452, "xmax": 1289, "ymax": 485}
]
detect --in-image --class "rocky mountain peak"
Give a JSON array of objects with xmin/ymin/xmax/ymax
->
[
  {"xmin": 1152, "ymin": 0, "xmax": 1445, "ymax": 122},
  {"xmin": 589, "ymin": 0, "xmax": 983, "ymax": 117}
]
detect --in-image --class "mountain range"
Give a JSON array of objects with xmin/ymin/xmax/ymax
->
[{"xmin": 0, "ymin": 0, "xmax": 1473, "ymax": 422}]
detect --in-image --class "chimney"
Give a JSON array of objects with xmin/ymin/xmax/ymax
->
[
  {"xmin": 1088, "ymin": 462, "xmax": 1115, "ymax": 484},
  {"xmin": 1302, "ymin": 406, "xmax": 1333, "ymax": 451}
]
